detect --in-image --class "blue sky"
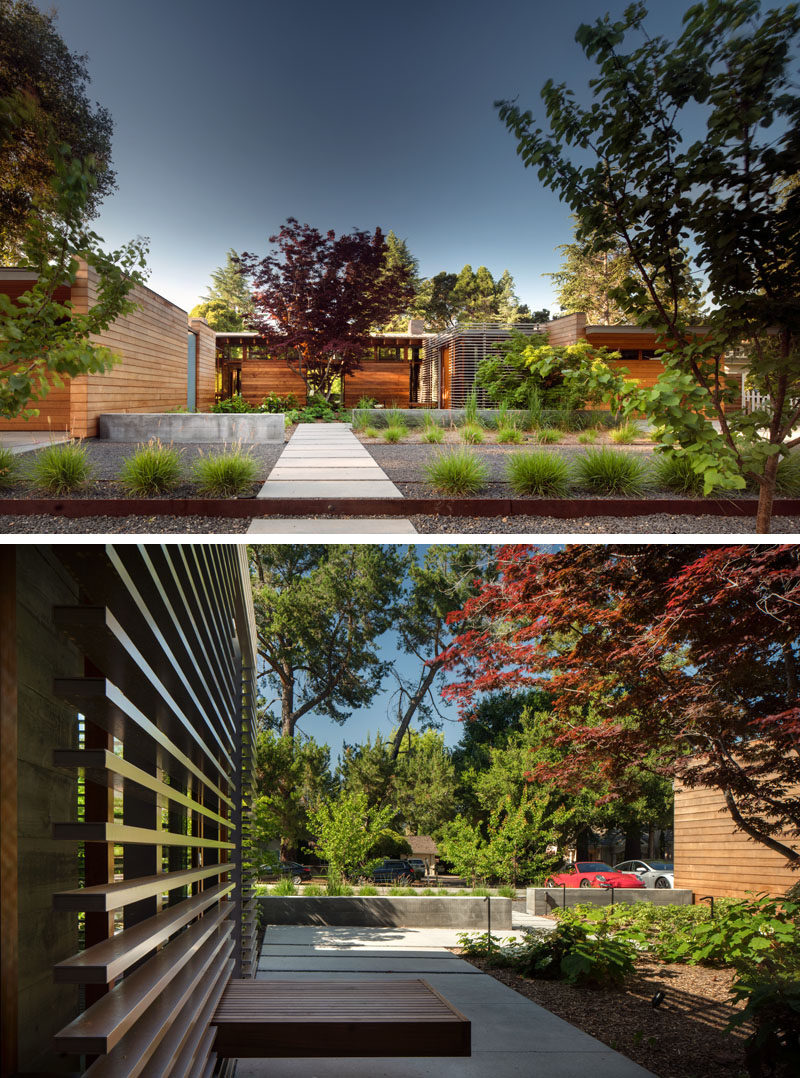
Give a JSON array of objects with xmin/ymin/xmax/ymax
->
[{"xmin": 42, "ymin": 0, "xmax": 702, "ymax": 315}]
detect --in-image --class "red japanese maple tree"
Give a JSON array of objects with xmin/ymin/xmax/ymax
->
[
  {"xmin": 440, "ymin": 544, "xmax": 800, "ymax": 867},
  {"xmin": 237, "ymin": 219, "xmax": 414, "ymax": 401}
]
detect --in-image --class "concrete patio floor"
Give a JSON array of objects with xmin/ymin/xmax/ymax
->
[
  {"xmin": 0, "ymin": 430, "xmax": 71, "ymax": 454},
  {"xmin": 235, "ymin": 923, "xmax": 656, "ymax": 1078}
]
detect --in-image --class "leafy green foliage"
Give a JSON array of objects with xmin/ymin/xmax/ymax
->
[
  {"xmin": 575, "ymin": 447, "xmax": 650, "ymax": 495},
  {"xmin": 652, "ymin": 452, "xmax": 706, "ymax": 495},
  {"xmin": 306, "ymin": 789, "xmax": 399, "ymax": 884},
  {"xmin": 0, "ymin": 95, "xmax": 148, "ymax": 419},
  {"xmin": 260, "ymin": 392, "xmax": 298, "ymax": 414},
  {"xmin": 506, "ymin": 450, "xmax": 572, "ymax": 497},
  {"xmin": 190, "ymin": 249, "xmax": 255, "ymax": 331},
  {"xmin": 211, "ymin": 394, "xmax": 255, "ymax": 413},
  {"xmin": 609, "ymin": 423, "xmax": 639, "ymax": 445},
  {"xmin": 285, "ymin": 395, "xmax": 341, "ymax": 424},
  {"xmin": 0, "ymin": 446, "xmax": 18, "ymax": 487},
  {"xmin": 30, "ymin": 440, "xmax": 91, "ymax": 493},
  {"xmin": 424, "ymin": 448, "xmax": 488, "ymax": 494},
  {"xmin": 119, "ymin": 441, "xmax": 182, "ymax": 495},
  {"xmin": 270, "ymin": 877, "xmax": 297, "ymax": 896},
  {"xmin": 191, "ymin": 448, "xmax": 257, "ymax": 496}
]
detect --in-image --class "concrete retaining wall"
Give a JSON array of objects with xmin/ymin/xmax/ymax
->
[
  {"xmin": 259, "ymin": 895, "xmax": 512, "ymax": 929},
  {"xmin": 98, "ymin": 412, "xmax": 284, "ymax": 443},
  {"xmin": 527, "ymin": 887, "xmax": 694, "ymax": 915}
]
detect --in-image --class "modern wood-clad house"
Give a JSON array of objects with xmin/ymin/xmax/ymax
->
[
  {"xmin": 673, "ymin": 779, "xmax": 797, "ymax": 900},
  {"xmin": 0, "ymin": 544, "xmax": 258, "ymax": 1078},
  {"xmin": 0, "ymin": 263, "xmax": 216, "ymax": 436}
]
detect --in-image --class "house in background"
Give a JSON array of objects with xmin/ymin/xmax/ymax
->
[
  {"xmin": 0, "ymin": 261, "xmax": 216, "ymax": 436},
  {"xmin": 407, "ymin": 835, "xmax": 439, "ymax": 875}
]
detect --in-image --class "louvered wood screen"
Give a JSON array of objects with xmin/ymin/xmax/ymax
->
[
  {"xmin": 423, "ymin": 323, "xmax": 546, "ymax": 407},
  {"xmin": 48, "ymin": 544, "xmax": 257, "ymax": 1078}
]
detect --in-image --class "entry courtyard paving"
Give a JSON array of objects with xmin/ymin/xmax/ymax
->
[{"xmin": 237, "ymin": 921, "xmax": 655, "ymax": 1078}]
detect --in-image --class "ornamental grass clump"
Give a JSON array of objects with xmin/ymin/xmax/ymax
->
[
  {"xmin": 119, "ymin": 440, "xmax": 182, "ymax": 495},
  {"xmin": 496, "ymin": 424, "xmax": 523, "ymax": 444},
  {"xmin": 653, "ymin": 452, "xmax": 705, "ymax": 495},
  {"xmin": 424, "ymin": 448, "xmax": 488, "ymax": 495},
  {"xmin": 506, "ymin": 450, "xmax": 572, "ymax": 497},
  {"xmin": 30, "ymin": 440, "xmax": 92, "ymax": 493},
  {"xmin": 537, "ymin": 427, "xmax": 563, "ymax": 445},
  {"xmin": 577, "ymin": 429, "xmax": 597, "ymax": 445},
  {"xmin": 422, "ymin": 415, "xmax": 444, "ymax": 443},
  {"xmin": 460, "ymin": 422, "xmax": 484, "ymax": 444},
  {"xmin": 0, "ymin": 447, "xmax": 18, "ymax": 488},
  {"xmin": 192, "ymin": 448, "xmax": 258, "ymax": 496},
  {"xmin": 609, "ymin": 422, "xmax": 640, "ymax": 444},
  {"xmin": 575, "ymin": 446, "xmax": 650, "ymax": 495},
  {"xmin": 383, "ymin": 423, "xmax": 407, "ymax": 443}
]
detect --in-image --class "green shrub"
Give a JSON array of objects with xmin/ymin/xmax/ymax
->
[
  {"xmin": 537, "ymin": 427, "xmax": 563, "ymax": 444},
  {"xmin": 325, "ymin": 878, "xmax": 354, "ymax": 896},
  {"xmin": 260, "ymin": 392, "xmax": 298, "ymax": 413},
  {"xmin": 457, "ymin": 932, "xmax": 517, "ymax": 957},
  {"xmin": 502, "ymin": 920, "xmax": 637, "ymax": 986},
  {"xmin": 384, "ymin": 423, "xmax": 407, "ymax": 443},
  {"xmin": 653, "ymin": 453, "xmax": 705, "ymax": 494},
  {"xmin": 357, "ymin": 396, "xmax": 377, "ymax": 409},
  {"xmin": 31, "ymin": 440, "xmax": 92, "ymax": 493},
  {"xmin": 776, "ymin": 451, "xmax": 800, "ymax": 494},
  {"xmin": 506, "ymin": 450, "xmax": 572, "ymax": 497},
  {"xmin": 358, "ymin": 885, "xmax": 379, "ymax": 896},
  {"xmin": 461, "ymin": 423, "xmax": 484, "ymax": 444},
  {"xmin": 119, "ymin": 441, "xmax": 182, "ymax": 495},
  {"xmin": 304, "ymin": 884, "xmax": 325, "ymax": 896},
  {"xmin": 0, "ymin": 447, "xmax": 19, "ymax": 487},
  {"xmin": 577, "ymin": 429, "xmax": 597, "ymax": 445},
  {"xmin": 497, "ymin": 885, "xmax": 517, "ymax": 899},
  {"xmin": 470, "ymin": 885, "xmax": 491, "ymax": 897},
  {"xmin": 610, "ymin": 422, "xmax": 640, "ymax": 444},
  {"xmin": 495, "ymin": 423, "xmax": 522, "ymax": 444},
  {"xmin": 575, "ymin": 447, "xmax": 650, "ymax": 495},
  {"xmin": 421, "ymin": 888, "xmax": 437, "ymax": 896},
  {"xmin": 191, "ymin": 449, "xmax": 258, "ymax": 496},
  {"xmin": 729, "ymin": 962, "xmax": 800, "ymax": 1078},
  {"xmin": 271, "ymin": 876, "xmax": 297, "ymax": 896},
  {"xmin": 212, "ymin": 394, "xmax": 255, "ymax": 413},
  {"xmin": 424, "ymin": 449, "xmax": 489, "ymax": 494}
]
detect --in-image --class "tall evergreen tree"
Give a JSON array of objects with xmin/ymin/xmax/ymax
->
[
  {"xmin": 190, "ymin": 248, "xmax": 254, "ymax": 330},
  {"xmin": 380, "ymin": 230, "xmax": 421, "ymax": 330}
]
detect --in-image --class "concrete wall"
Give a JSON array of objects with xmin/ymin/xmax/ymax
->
[
  {"xmin": 259, "ymin": 895, "xmax": 512, "ymax": 929},
  {"xmin": 16, "ymin": 548, "xmax": 81, "ymax": 1073},
  {"xmin": 97, "ymin": 411, "xmax": 284, "ymax": 443},
  {"xmin": 526, "ymin": 888, "xmax": 694, "ymax": 916}
]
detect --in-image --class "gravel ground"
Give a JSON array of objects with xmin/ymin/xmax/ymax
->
[
  {"xmin": 409, "ymin": 512, "xmax": 800, "ymax": 534},
  {"xmin": 461, "ymin": 952, "xmax": 748, "ymax": 1078},
  {"xmin": 0, "ymin": 514, "xmax": 252, "ymax": 534}
]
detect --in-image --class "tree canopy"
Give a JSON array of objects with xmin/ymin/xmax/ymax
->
[
  {"xmin": 238, "ymin": 219, "xmax": 414, "ymax": 400},
  {"xmin": 190, "ymin": 248, "xmax": 254, "ymax": 331},
  {"xmin": 441, "ymin": 543, "xmax": 800, "ymax": 867},
  {"xmin": 0, "ymin": 0, "xmax": 115, "ymax": 260},
  {"xmin": 496, "ymin": 0, "xmax": 800, "ymax": 532},
  {"xmin": 413, "ymin": 263, "xmax": 535, "ymax": 329}
]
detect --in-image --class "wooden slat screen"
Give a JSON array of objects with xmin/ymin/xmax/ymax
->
[
  {"xmin": 423, "ymin": 323, "xmax": 546, "ymax": 408},
  {"xmin": 48, "ymin": 544, "xmax": 256, "ymax": 1078}
]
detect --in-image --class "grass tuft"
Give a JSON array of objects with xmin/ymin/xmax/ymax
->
[
  {"xmin": 424, "ymin": 448, "xmax": 488, "ymax": 495},
  {"xmin": 537, "ymin": 427, "xmax": 563, "ymax": 445},
  {"xmin": 460, "ymin": 422, "xmax": 484, "ymax": 444},
  {"xmin": 30, "ymin": 440, "xmax": 92, "ymax": 493},
  {"xmin": 653, "ymin": 453, "xmax": 705, "ymax": 494},
  {"xmin": 192, "ymin": 448, "xmax": 258, "ymax": 496},
  {"xmin": 0, "ymin": 447, "xmax": 19, "ymax": 488},
  {"xmin": 383, "ymin": 423, "xmax": 408, "ymax": 443},
  {"xmin": 421, "ymin": 423, "xmax": 444, "ymax": 444},
  {"xmin": 577, "ymin": 429, "xmax": 597, "ymax": 445},
  {"xmin": 609, "ymin": 422, "xmax": 640, "ymax": 444},
  {"xmin": 576, "ymin": 447, "xmax": 650, "ymax": 495},
  {"xmin": 506, "ymin": 450, "xmax": 572, "ymax": 496},
  {"xmin": 119, "ymin": 440, "xmax": 181, "ymax": 494},
  {"xmin": 496, "ymin": 424, "xmax": 523, "ymax": 444}
]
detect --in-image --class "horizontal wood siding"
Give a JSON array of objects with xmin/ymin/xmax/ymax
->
[
  {"xmin": 607, "ymin": 358, "xmax": 666, "ymax": 387},
  {"xmin": 192, "ymin": 319, "xmax": 217, "ymax": 412},
  {"xmin": 546, "ymin": 313, "xmax": 587, "ymax": 346},
  {"xmin": 79, "ymin": 267, "xmax": 190, "ymax": 437},
  {"xmin": 240, "ymin": 360, "xmax": 308, "ymax": 406},
  {"xmin": 585, "ymin": 329, "xmax": 664, "ymax": 350},
  {"xmin": 674, "ymin": 782, "xmax": 797, "ymax": 899},
  {"xmin": 344, "ymin": 361, "xmax": 410, "ymax": 407}
]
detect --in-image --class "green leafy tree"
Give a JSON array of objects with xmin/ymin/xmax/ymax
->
[
  {"xmin": 249, "ymin": 545, "xmax": 404, "ymax": 739},
  {"xmin": 190, "ymin": 248, "xmax": 254, "ymax": 330},
  {"xmin": 0, "ymin": 0, "xmax": 115, "ymax": 259},
  {"xmin": 497, "ymin": 0, "xmax": 800, "ymax": 532},
  {"xmin": 306, "ymin": 789, "xmax": 399, "ymax": 883},
  {"xmin": 339, "ymin": 733, "xmax": 396, "ymax": 810},
  {"xmin": 380, "ymin": 230, "xmax": 421, "ymax": 330},
  {"xmin": 393, "ymin": 730, "xmax": 457, "ymax": 838},
  {"xmin": 0, "ymin": 94, "xmax": 148, "ymax": 419},
  {"xmin": 414, "ymin": 265, "xmax": 529, "ymax": 328},
  {"xmin": 437, "ymin": 816, "xmax": 490, "ymax": 884},
  {"xmin": 252, "ymin": 729, "xmax": 334, "ymax": 861}
]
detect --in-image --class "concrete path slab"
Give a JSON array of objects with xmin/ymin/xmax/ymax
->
[
  {"xmin": 258, "ymin": 423, "xmax": 404, "ymax": 501},
  {"xmin": 0, "ymin": 431, "xmax": 71, "ymax": 454},
  {"xmin": 238, "ymin": 924, "xmax": 656, "ymax": 1078},
  {"xmin": 247, "ymin": 518, "xmax": 417, "ymax": 534}
]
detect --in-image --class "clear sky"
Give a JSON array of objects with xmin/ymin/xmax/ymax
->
[{"xmin": 42, "ymin": 0, "xmax": 701, "ymax": 315}]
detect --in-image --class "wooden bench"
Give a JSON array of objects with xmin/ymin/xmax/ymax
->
[{"xmin": 211, "ymin": 979, "xmax": 471, "ymax": 1058}]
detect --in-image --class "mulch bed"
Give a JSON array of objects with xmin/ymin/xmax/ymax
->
[{"xmin": 460, "ymin": 952, "xmax": 749, "ymax": 1078}]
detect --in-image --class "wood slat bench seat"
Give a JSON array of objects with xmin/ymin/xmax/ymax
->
[{"xmin": 211, "ymin": 979, "xmax": 471, "ymax": 1058}]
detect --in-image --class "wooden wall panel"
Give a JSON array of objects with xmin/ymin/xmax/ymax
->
[
  {"xmin": 546, "ymin": 313, "xmax": 587, "ymax": 346},
  {"xmin": 191, "ymin": 318, "xmax": 217, "ymax": 412},
  {"xmin": 607, "ymin": 358, "xmax": 666, "ymax": 387},
  {"xmin": 344, "ymin": 362, "xmax": 410, "ymax": 407},
  {"xmin": 674, "ymin": 782, "xmax": 797, "ymax": 899},
  {"xmin": 240, "ymin": 360, "xmax": 308, "ymax": 406}
]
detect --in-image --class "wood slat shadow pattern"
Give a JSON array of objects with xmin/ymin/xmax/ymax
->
[{"xmin": 48, "ymin": 545, "xmax": 257, "ymax": 1078}]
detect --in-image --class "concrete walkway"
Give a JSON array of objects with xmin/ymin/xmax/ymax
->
[
  {"xmin": 248, "ymin": 422, "xmax": 417, "ymax": 534},
  {"xmin": 0, "ymin": 430, "xmax": 70, "ymax": 454},
  {"xmin": 235, "ymin": 923, "xmax": 656, "ymax": 1078}
]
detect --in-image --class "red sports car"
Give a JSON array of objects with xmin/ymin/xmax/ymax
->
[{"xmin": 544, "ymin": 862, "xmax": 645, "ymax": 888}]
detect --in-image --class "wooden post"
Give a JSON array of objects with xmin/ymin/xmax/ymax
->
[{"xmin": 0, "ymin": 548, "xmax": 18, "ymax": 1078}]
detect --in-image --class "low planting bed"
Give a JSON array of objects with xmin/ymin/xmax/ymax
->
[
  {"xmin": 527, "ymin": 887, "xmax": 694, "ymax": 915},
  {"xmin": 98, "ymin": 411, "xmax": 284, "ymax": 443},
  {"xmin": 259, "ymin": 894, "xmax": 512, "ymax": 929}
]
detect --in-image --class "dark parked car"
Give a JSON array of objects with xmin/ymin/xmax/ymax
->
[
  {"xmin": 260, "ymin": 861, "xmax": 313, "ymax": 884},
  {"xmin": 407, "ymin": 858, "xmax": 426, "ymax": 880},
  {"xmin": 371, "ymin": 859, "xmax": 416, "ymax": 885}
]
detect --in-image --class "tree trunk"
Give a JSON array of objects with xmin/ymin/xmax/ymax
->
[
  {"xmin": 624, "ymin": 825, "xmax": 642, "ymax": 860},
  {"xmin": 755, "ymin": 453, "xmax": 779, "ymax": 534},
  {"xmin": 389, "ymin": 662, "xmax": 440, "ymax": 761},
  {"xmin": 281, "ymin": 673, "xmax": 295, "ymax": 739},
  {"xmin": 576, "ymin": 829, "xmax": 590, "ymax": 860},
  {"xmin": 647, "ymin": 825, "xmax": 656, "ymax": 859}
]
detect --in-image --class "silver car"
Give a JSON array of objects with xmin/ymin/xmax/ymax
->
[{"xmin": 615, "ymin": 859, "xmax": 674, "ymax": 888}]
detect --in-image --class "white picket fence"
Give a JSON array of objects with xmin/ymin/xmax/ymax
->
[{"xmin": 741, "ymin": 375, "xmax": 800, "ymax": 414}]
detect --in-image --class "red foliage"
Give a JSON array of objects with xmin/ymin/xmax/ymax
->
[
  {"xmin": 238, "ymin": 219, "xmax": 414, "ymax": 398},
  {"xmin": 441, "ymin": 545, "xmax": 800, "ymax": 866}
]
